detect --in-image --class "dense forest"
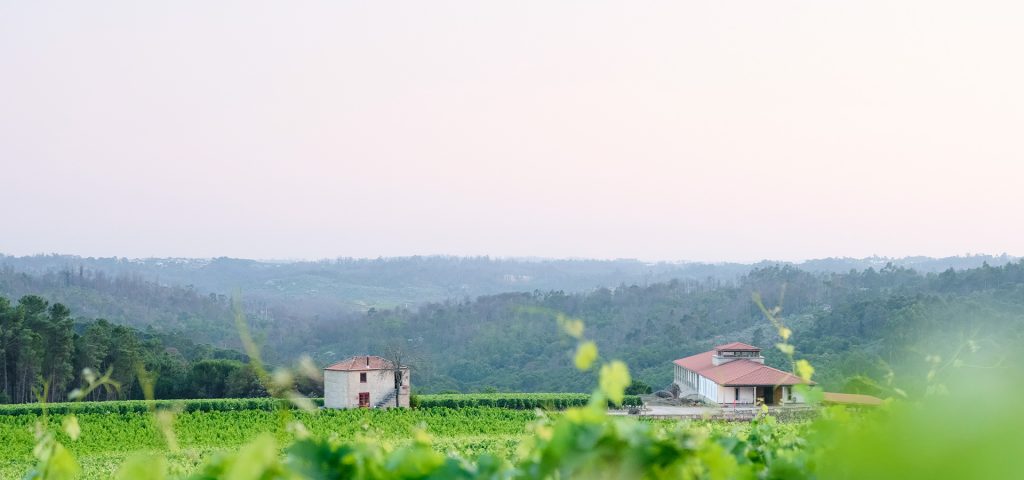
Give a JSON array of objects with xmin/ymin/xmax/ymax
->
[
  {"xmin": 0, "ymin": 264, "xmax": 241, "ymax": 347},
  {"xmin": 301, "ymin": 261, "xmax": 1024, "ymax": 395},
  {"xmin": 2, "ymin": 257, "xmax": 1021, "ymax": 404},
  {"xmin": 0, "ymin": 294, "xmax": 276, "ymax": 404}
]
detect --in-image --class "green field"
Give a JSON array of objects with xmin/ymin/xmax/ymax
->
[
  {"xmin": 4, "ymin": 382, "xmax": 1020, "ymax": 479},
  {"xmin": 0, "ymin": 408, "xmax": 763, "ymax": 479},
  {"xmin": 0, "ymin": 393, "xmax": 643, "ymax": 479},
  {"xmin": 0, "ymin": 406, "xmax": 541, "ymax": 479}
]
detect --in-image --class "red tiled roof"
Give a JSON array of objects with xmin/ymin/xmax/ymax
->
[
  {"xmin": 823, "ymin": 392, "xmax": 883, "ymax": 406},
  {"xmin": 714, "ymin": 342, "xmax": 761, "ymax": 351},
  {"xmin": 674, "ymin": 350, "xmax": 716, "ymax": 373},
  {"xmin": 673, "ymin": 346, "xmax": 813, "ymax": 386},
  {"xmin": 324, "ymin": 355, "xmax": 402, "ymax": 371},
  {"xmin": 727, "ymin": 366, "xmax": 807, "ymax": 386}
]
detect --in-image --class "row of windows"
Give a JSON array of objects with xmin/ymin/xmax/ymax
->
[
  {"xmin": 677, "ymin": 367, "xmax": 699, "ymax": 388},
  {"xmin": 678, "ymin": 368, "xmax": 797, "ymax": 404},
  {"xmin": 719, "ymin": 350, "xmax": 759, "ymax": 357}
]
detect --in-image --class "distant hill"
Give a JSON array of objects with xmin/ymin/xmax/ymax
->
[
  {"xmin": 1, "ymin": 254, "xmax": 1016, "ymax": 317},
  {"xmin": 2, "ymin": 254, "xmax": 1020, "ymax": 395}
]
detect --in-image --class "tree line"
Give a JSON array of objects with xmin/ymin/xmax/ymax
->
[{"xmin": 0, "ymin": 294, "xmax": 290, "ymax": 404}]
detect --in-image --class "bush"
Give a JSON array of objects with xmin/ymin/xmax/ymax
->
[
  {"xmin": 0, "ymin": 393, "xmax": 640, "ymax": 417},
  {"xmin": 625, "ymin": 380, "xmax": 653, "ymax": 395},
  {"xmin": 415, "ymin": 393, "xmax": 642, "ymax": 410},
  {"xmin": 0, "ymin": 397, "xmax": 299, "ymax": 416}
]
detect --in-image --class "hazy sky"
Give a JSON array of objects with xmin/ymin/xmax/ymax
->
[{"xmin": 1, "ymin": 1, "xmax": 1022, "ymax": 262}]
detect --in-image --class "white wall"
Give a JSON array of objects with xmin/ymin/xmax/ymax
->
[
  {"xmin": 323, "ymin": 370, "xmax": 349, "ymax": 408},
  {"xmin": 719, "ymin": 385, "xmax": 756, "ymax": 404},
  {"xmin": 324, "ymin": 368, "xmax": 410, "ymax": 409},
  {"xmin": 674, "ymin": 366, "xmax": 722, "ymax": 403},
  {"xmin": 674, "ymin": 364, "xmax": 810, "ymax": 405},
  {"xmin": 789, "ymin": 386, "xmax": 809, "ymax": 404},
  {"xmin": 698, "ymin": 373, "xmax": 720, "ymax": 402},
  {"xmin": 359, "ymin": 369, "xmax": 410, "ymax": 408}
]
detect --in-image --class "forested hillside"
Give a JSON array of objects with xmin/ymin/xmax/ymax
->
[
  {"xmin": 2, "ymin": 254, "xmax": 1015, "ymax": 315},
  {"xmin": 0, "ymin": 294, "xmax": 271, "ymax": 404},
  {"xmin": 3, "ymin": 257, "xmax": 1022, "ymax": 402},
  {"xmin": 301, "ymin": 261, "xmax": 1024, "ymax": 395},
  {"xmin": 0, "ymin": 264, "xmax": 240, "ymax": 347}
]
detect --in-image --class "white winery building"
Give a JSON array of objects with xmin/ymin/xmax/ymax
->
[
  {"xmin": 673, "ymin": 342, "xmax": 813, "ymax": 405},
  {"xmin": 323, "ymin": 355, "xmax": 410, "ymax": 409}
]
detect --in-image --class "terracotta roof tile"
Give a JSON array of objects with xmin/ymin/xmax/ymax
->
[
  {"xmin": 726, "ymin": 366, "xmax": 807, "ymax": 386},
  {"xmin": 324, "ymin": 355, "xmax": 400, "ymax": 371},
  {"xmin": 701, "ymin": 359, "xmax": 767, "ymax": 384},
  {"xmin": 673, "ymin": 350, "xmax": 716, "ymax": 372},
  {"xmin": 673, "ymin": 345, "xmax": 813, "ymax": 386}
]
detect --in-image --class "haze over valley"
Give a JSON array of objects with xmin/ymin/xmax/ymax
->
[
  {"xmin": 2, "ymin": 252, "xmax": 1018, "ymax": 394},
  {"xmin": 2, "ymin": 1, "xmax": 1023, "ymax": 478}
]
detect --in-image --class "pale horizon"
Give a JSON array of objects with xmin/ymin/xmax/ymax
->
[
  {"xmin": 2, "ymin": 1, "xmax": 1022, "ymax": 262},
  {"xmin": 1, "ymin": 251, "xmax": 1017, "ymax": 267}
]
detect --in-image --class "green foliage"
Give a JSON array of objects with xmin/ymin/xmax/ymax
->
[
  {"xmin": 0, "ymin": 406, "xmax": 543, "ymax": 478},
  {"xmin": 0, "ymin": 397, "xmax": 296, "ymax": 416},
  {"xmin": 625, "ymin": 379, "xmax": 653, "ymax": 395},
  {"xmin": 2, "ymin": 403, "xmax": 802, "ymax": 479},
  {"xmin": 0, "ymin": 393, "xmax": 642, "ymax": 417},
  {"xmin": 417, "ymin": 392, "xmax": 642, "ymax": 409},
  {"xmin": 808, "ymin": 372, "xmax": 1024, "ymax": 479},
  {"xmin": 8, "ymin": 298, "xmax": 1024, "ymax": 479},
  {"xmin": 573, "ymin": 341, "xmax": 598, "ymax": 371},
  {"xmin": 0, "ymin": 294, "xmax": 264, "ymax": 406},
  {"xmin": 296, "ymin": 261, "xmax": 1024, "ymax": 394},
  {"xmin": 7, "ymin": 260, "xmax": 1024, "ymax": 399},
  {"xmin": 598, "ymin": 361, "xmax": 631, "ymax": 406}
]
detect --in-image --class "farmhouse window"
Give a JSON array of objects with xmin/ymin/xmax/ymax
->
[
  {"xmin": 734, "ymin": 388, "xmax": 740, "ymax": 401},
  {"xmin": 360, "ymin": 372, "xmax": 367, "ymax": 383}
]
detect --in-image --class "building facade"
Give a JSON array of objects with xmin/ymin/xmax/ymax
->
[
  {"xmin": 673, "ymin": 342, "xmax": 812, "ymax": 405},
  {"xmin": 323, "ymin": 355, "xmax": 410, "ymax": 409}
]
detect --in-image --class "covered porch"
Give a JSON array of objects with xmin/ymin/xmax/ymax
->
[{"xmin": 724, "ymin": 385, "xmax": 793, "ymax": 406}]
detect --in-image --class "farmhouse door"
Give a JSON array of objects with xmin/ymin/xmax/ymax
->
[{"xmin": 358, "ymin": 392, "xmax": 370, "ymax": 408}]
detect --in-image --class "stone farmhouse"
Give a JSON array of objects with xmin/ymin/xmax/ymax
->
[
  {"xmin": 323, "ymin": 355, "xmax": 410, "ymax": 409},
  {"xmin": 673, "ymin": 342, "xmax": 813, "ymax": 405}
]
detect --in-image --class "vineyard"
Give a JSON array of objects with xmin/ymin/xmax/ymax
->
[
  {"xmin": 9, "ymin": 377, "xmax": 1021, "ymax": 480},
  {"xmin": 0, "ymin": 393, "xmax": 642, "ymax": 417},
  {"xmin": 0, "ymin": 393, "xmax": 640, "ymax": 479},
  {"xmin": 0, "ymin": 406, "xmax": 551, "ymax": 478},
  {"xmin": 418, "ymin": 392, "xmax": 643, "ymax": 409},
  {"xmin": 3, "ymin": 310, "xmax": 1021, "ymax": 479},
  {"xmin": 10, "ymin": 387, "xmax": 1020, "ymax": 480}
]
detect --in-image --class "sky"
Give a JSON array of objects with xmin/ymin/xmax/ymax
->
[{"xmin": 1, "ymin": 1, "xmax": 1022, "ymax": 262}]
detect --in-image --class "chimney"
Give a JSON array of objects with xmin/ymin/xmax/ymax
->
[{"xmin": 366, "ymin": 356, "xmax": 370, "ymax": 367}]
